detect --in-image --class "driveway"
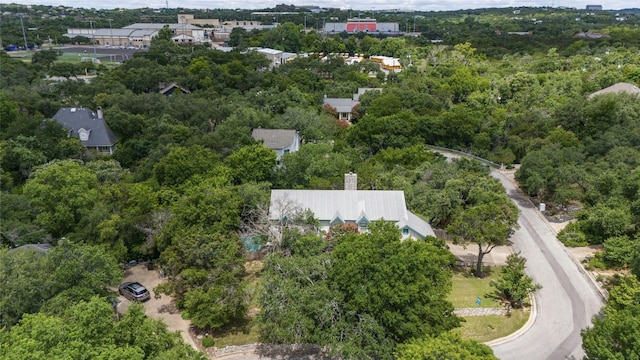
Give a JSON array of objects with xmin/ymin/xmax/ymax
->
[
  {"xmin": 117, "ymin": 264, "xmax": 198, "ymax": 351},
  {"xmin": 489, "ymin": 170, "xmax": 604, "ymax": 360}
]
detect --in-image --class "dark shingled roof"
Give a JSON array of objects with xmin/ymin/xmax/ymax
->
[
  {"xmin": 252, "ymin": 129, "xmax": 297, "ymax": 150},
  {"xmin": 52, "ymin": 107, "xmax": 117, "ymax": 148},
  {"xmin": 10, "ymin": 243, "xmax": 53, "ymax": 255}
]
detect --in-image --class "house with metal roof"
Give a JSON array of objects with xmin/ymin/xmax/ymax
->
[
  {"xmin": 270, "ymin": 173, "xmax": 434, "ymax": 240},
  {"xmin": 52, "ymin": 107, "xmax": 117, "ymax": 155},
  {"xmin": 269, "ymin": 188, "xmax": 435, "ymax": 240},
  {"xmin": 252, "ymin": 128, "xmax": 301, "ymax": 165}
]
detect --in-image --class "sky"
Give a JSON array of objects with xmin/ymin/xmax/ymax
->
[{"xmin": 1, "ymin": 0, "xmax": 636, "ymax": 11}]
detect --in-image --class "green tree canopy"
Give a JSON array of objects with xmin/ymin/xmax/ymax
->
[
  {"xmin": 331, "ymin": 221, "xmax": 460, "ymax": 342},
  {"xmin": 396, "ymin": 332, "xmax": 498, "ymax": 360},
  {"xmin": 23, "ymin": 160, "xmax": 99, "ymax": 237},
  {"xmin": 582, "ymin": 276, "xmax": 640, "ymax": 359}
]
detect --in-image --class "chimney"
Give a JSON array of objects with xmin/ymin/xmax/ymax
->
[
  {"xmin": 344, "ymin": 172, "xmax": 357, "ymax": 190},
  {"xmin": 97, "ymin": 106, "xmax": 104, "ymax": 119}
]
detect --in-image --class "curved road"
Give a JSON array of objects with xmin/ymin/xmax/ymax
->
[{"xmin": 489, "ymin": 170, "xmax": 604, "ymax": 360}]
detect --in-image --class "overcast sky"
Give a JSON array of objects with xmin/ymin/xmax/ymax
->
[{"xmin": 2, "ymin": 0, "xmax": 636, "ymax": 11}]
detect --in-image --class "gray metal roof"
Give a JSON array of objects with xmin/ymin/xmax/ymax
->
[
  {"xmin": 270, "ymin": 190, "xmax": 435, "ymax": 239},
  {"xmin": 123, "ymin": 23, "xmax": 202, "ymax": 30},
  {"xmin": 403, "ymin": 211, "xmax": 436, "ymax": 238},
  {"xmin": 52, "ymin": 107, "xmax": 116, "ymax": 147},
  {"xmin": 323, "ymin": 98, "xmax": 357, "ymax": 113},
  {"xmin": 129, "ymin": 29, "xmax": 159, "ymax": 37},
  {"xmin": 93, "ymin": 28, "xmax": 134, "ymax": 36},
  {"xmin": 270, "ymin": 190, "xmax": 408, "ymax": 222},
  {"xmin": 252, "ymin": 129, "xmax": 298, "ymax": 150},
  {"xmin": 323, "ymin": 23, "xmax": 347, "ymax": 33}
]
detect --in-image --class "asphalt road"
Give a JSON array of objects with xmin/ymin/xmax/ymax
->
[{"xmin": 489, "ymin": 170, "xmax": 604, "ymax": 360}]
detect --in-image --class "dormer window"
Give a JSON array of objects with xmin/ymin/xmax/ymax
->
[
  {"xmin": 357, "ymin": 213, "xmax": 369, "ymax": 232},
  {"xmin": 78, "ymin": 128, "xmax": 91, "ymax": 141},
  {"xmin": 330, "ymin": 211, "xmax": 344, "ymax": 225}
]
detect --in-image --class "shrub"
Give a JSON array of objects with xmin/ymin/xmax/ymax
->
[
  {"xmin": 602, "ymin": 236, "xmax": 636, "ymax": 269},
  {"xmin": 589, "ymin": 253, "xmax": 607, "ymax": 270},
  {"xmin": 202, "ymin": 337, "xmax": 215, "ymax": 347},
  {"xmin": 557, "ymin": 222, "xmax": 588, "ymax": 247}
]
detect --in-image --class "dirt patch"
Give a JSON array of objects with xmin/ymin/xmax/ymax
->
[
  {"xmin": 116, "ymin": 264, "xmax": 199, "ymax": 351},
  {"xmin": 568, "ymin": 245, "xmax": 602, "ymax": 263}
]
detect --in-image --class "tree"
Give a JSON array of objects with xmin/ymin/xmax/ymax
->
[
  {"xmin": 582, "ymin": 276, "xmax": 640, "ymax": 359},
  {"xmin": 491, "ymin": 253, "xmax": 541, "ymax": 308},
  {"xmin": 0, "ymin": 242, "xmax": 121, "ymax": 327},
  {"xmin": 23, "ymin": 160, "xmax": 99, "ymax": 237},
  {"xmin": 158, "ymin": 231, "xmax": 247, "ymax": 330},
  {"xmin": 31, "ymin": 49, "xmax": 61, "ymax": 70},
  {"xmin": 153, "ymin": 145, "xmax": 221, "ymax": 187},
  {"xmin": 225, "ymin": 143, "xmax": 276, "ymax": 184},
  {"xmin": 396, "ymin": 332, "xmax": 498, "ymax": 360},
  {"xmin": 447, "ymin": 202, "xmax": 519, "ymax": 277},
  {"xmin": 602, "ymin": 236, "xmax": 638, "ymax": 269},
  {"xmin": 331, "ymin": 221, "xmax": 460, "ymax": 343},
  {"xmin": 258, "ymin": 252, "xmax": 395, "ymax": 359},
  {"xmin": 0, "ymin": 297, "xmax": 205, "ymax": 359}
]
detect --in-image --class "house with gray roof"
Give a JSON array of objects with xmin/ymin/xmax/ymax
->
[
  {"xmin": 324, "ymin": 88, "xmax": 382, "ymax": 122},
  {"xmin": 270, "ymin": 173, "xmax": 435, "ymax": 240},
  {"xmin": 588, "ymin": 82, "xmax": 640, "ymax": 99},
  {"xmin": 252, "ymin": 129, "xmax": 301, "ymax": 166},
  {"xmin": 52, "ymin": 107, "xmax": 117, "ymax": 155},
  {"xmin": 323, "ymin": 97, "xmax": 358, "ymax": 121},
  {"xmin": 269, "ymin": 188, "xmax": 435, "ymax": 240}
]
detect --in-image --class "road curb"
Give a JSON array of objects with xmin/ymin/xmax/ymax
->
[{"xmin": 484, "ymin": 292, "xmax": 538, "ymax": 347}]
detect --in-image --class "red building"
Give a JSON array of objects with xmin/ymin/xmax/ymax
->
[{"xmin": 346, "ymin": 18, "xmax": 377, "ymax": 32}]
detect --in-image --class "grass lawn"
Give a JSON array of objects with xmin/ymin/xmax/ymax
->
[
  {"xmin": 456, "ymin": 308, "xmax": 530, "ymax": 343},
  {"xmin": 448, "ymin": 266, "xmax": 503, "ymax": 308},
  {"xmin": 210, "ymin": 317, "xmax": 260, "ymax": 348}
]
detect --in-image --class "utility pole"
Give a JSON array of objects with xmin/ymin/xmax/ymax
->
[
  {"xmin": 19, "ymin": 14, "xmax": 28, "ymax": 50},
  {"xmin": 89, "ymin": 20, "xmax": 97, "ymax": 59},
  {"xmin": 107, "ymin": 18, "xmax": 114, "ymax": 46}
]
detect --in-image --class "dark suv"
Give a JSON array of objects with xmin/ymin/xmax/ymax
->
[{"xmin": 118, "ymin": 282, "xmax": 151, "ymax": 302}]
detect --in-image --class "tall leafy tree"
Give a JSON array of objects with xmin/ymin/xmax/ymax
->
[
  {"xmin": 447, "ymin": 202, "xmax": 519, "ymax": 277},
  {"xmin": 0, "ymin": 297, "xmax": 205, "ymax": 359},
  {"xmin": 582, "ymin": 276, "xmax": 640, "ymax": 359},
  {"xmin": 396, "ymin": 332, "xmax": 498, "ymax": 360},
  {"xmin": 225, "ymin": 143, "xmax": 276, "ymax": 185},
  {"xmin": 0, "ymin": 242, "xmax": 121, "ymax": 327},
  {"xmin": 331, "ymin": 221, "xmax": 460, "ymax": 342},
  {"xmin": 23, "ymin": 160, "xmax": 99, "ymax": 237}
]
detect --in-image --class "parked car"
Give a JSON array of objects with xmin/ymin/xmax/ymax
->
[{"xmin": 118, "ymin": 281, "xmax": 151, "ymax": 302}]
